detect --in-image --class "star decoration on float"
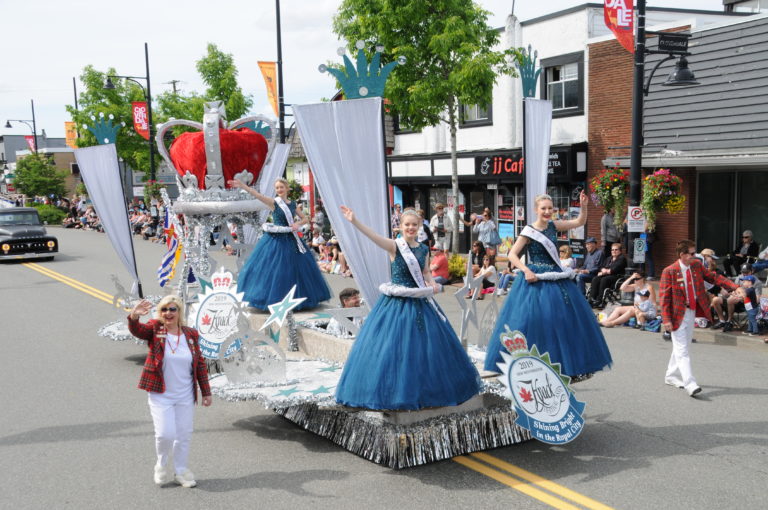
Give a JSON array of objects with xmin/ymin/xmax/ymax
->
[
  {"xmin": 260, "ymin": 285, "xmax": 307, "ymax": 331},
  {"xmin": 318, "ymin": 365, "xmax": 342, "ymax": 373},
  {"xmin": 307, "ymin": 385, "xmax": 334, "ymax": 395},
  {"xmin": 454, "ymin": 251, "xmax": 483, "ymax": 344},
  {"xmin": 274, "ymin": 386, "xmax": 301, "ymax": 397}
]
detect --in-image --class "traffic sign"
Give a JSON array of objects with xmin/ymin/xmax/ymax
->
[
  {"xmin": 633, "ymin": 238, "xmax": 646, "ymax": 263},
  {"xmin": 627, "ymin": 206, "xmax": 646, "ymax": 233}
]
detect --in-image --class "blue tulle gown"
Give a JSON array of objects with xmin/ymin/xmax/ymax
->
[
  {"xmin": 238, "ymin": 201, "xmax": 331, "ymax": 310},
  {"xmin": 484, "ymin": 221, "xmax": 612, "ymax": 376},
  {"xmin": 336, "ymin": 242, "xmax": 483, "ymax": 410}
]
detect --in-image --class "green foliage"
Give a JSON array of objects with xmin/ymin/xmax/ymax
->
[
  {"xmin": 287, "ymin": 179, "xmax": 303, "ymax": 202},
  {"xmin": 143, "ymin": 180, "xmax": 166, "ymax": 206},
  {"xmin": 66, "ymin": 65, "xmax": 151, "ymax": 174},
  {"xmin": 333, "ymin": 0, "xmax": 519, "ymax": 131},
  {"xmin": 195, "ymin": 43, "xmax": 253, "ymax": 120},
  {"xmin": 448, "ymin": 253, "xmax": 467, "ymax": 279},
  {"xmin": 14, "ymin": 153, "xmax": 67, "ymax": 199},
  {"xmin": 75, "ymin": 182, "xmax": 88, "ymax": 197},
  {"xmin": 31, "ymin": 203, "xmax": 66, "ymax": 225},
  {"xmin": 69, "ymin": 43, "xmax": 254, "ymax": 177}
]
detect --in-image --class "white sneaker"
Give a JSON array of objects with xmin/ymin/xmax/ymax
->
[
  {"xmin": 664, "ymin": 377, "xmax": 684, "ymax": 388},
  {"xmin": 685, "ymin": 383, "xmax": 702, "ymax": 397},
  {"xmin": 174, "ymin": 469, "xmax": 197, "ymax": 488},
  {"xmin": 153, "ymin": 463, "xmax": 170, "ymax": 485}
]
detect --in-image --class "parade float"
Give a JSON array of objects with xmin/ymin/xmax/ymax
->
[{"xmin": 84, "ymin": 42, "xmax": 589, "ymax": 469}]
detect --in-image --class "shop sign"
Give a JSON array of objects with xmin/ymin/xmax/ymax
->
[{"xmin": 475, "ymin": 150, "xmax": 569, "ymax": 178}]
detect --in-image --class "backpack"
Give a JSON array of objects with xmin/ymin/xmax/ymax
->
[{"xmin": 644, "ymin": 317, "xmax": 662, "ymax": 332}]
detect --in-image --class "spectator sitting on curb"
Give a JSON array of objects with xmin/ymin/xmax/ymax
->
[
  {"xmin": 712, "ymin": 263, "xmax": 763, "ymax": 332},
  {"xmin": 430, "ymin": 249, "xmax": 450, "ymax": 285}
]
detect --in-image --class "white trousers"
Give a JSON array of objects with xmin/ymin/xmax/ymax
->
[
  {"xmin": 433, "ymin": 236, "xmax": 451, "ymax": 252},
  {"xmin": 666, "ymin": 309, "xmax": 697, "ymax": 388},
  {"xmin": 147, "ymin": 394, "xmax": 195, "ymax": 474}
]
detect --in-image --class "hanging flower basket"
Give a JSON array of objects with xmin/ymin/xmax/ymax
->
[
  {"xmin": 641, "ymin": 168, "xmax": 685, "ymax": 231},
  {"xmin": 590, "ymin": 166, "xmax": 629, "ymax": 228}
]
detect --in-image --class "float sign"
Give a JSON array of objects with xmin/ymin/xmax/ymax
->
[
  {"xmin": 498, "ymin": 327, "xmax": 586, "ymax": 445},
  {"xmin": 627, "ymin": 206, "xmax": 646, "ymax": 233},
  {"xmin": 190, "ymin": 268, "xmax": 247, "ymax": 359}
]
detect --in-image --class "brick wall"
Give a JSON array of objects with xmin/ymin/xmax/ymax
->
[{"xmin": 587, "ymin": 37, "xmax": 696, "ymax": 273}]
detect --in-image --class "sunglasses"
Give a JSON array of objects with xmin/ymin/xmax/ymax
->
[
  {"xmin": 160, "ymin": 307, "xmax": 178, "ymax": 313},
  {"xmin": 687, "ymin": 251, "xmax": 696, "ymax": 255}
]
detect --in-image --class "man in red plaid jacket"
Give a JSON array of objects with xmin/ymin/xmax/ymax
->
[{"xmin": 660, "ymin": 240, "xmax": 738, "ymax": 397}]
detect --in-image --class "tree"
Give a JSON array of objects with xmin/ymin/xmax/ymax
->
[
  {"xmin": 68, "ymin": 44, "xmax": 254, "ymax": 177},
  {"xmin": 334, "ymin": 0, "xmax": 519, "ymax": 252},
  {"xmin": 14, "ymin": 152, "xmax": 67, "ymax": 199},
  {"xmin": 66, "ymin": 66, "xmax": 153, "ymax": 175}
]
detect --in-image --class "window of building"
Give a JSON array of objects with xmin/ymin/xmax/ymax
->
[
  {"xmin": 459, "ymin": 102, "xmax": 493, "ymax": 128},
  {"xmin": 540, "ymin": 52, "xmax": 584, "ymax": 118},
  {"xmin": 546, "ymin": 63, "xmax": 579, "ymax": 111}
]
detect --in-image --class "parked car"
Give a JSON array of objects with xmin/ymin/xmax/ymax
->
[{"xmin": 0, "ymin": 207, "xmax": 58, "ymax": 261}]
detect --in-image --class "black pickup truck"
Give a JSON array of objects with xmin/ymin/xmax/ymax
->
[{"xmin": 0, "ymin": 207, "xmax": 59, "ymax": 261}]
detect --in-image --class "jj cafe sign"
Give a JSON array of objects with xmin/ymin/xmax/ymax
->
[{"xmin": 475, "ymin": 151, "xmax": 568, "ymax": 178}]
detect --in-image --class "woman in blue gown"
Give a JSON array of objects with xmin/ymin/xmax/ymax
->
[
  {"xmin": 228, "ymin": 178, "xmax": 331, "ymax": 310},
  {"xmin": 484, "ymin": 192, "xmax": 612, "ymax": 377},
  {"xmin": 335, "ymin": 206, "xmax": 482, "ymax": 410}
]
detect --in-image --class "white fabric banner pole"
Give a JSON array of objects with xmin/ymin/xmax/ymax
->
[
  {"xmin": 293, "ymin": 98, "xmax": 390, "ymax": 307},
  {"xmin": 75, "ymin": 144, "xmax": 142, "ymax": 296},
  {"xmin": 242, "ymin": 143, "xmax": 290, "ymax": 245},
  {"xmin": 524, "ymin": 98, "xmax": 553, "ymax": 224}
]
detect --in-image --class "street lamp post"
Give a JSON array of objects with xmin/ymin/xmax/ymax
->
[
  {"xmin": 275, "ymin": 0, "xmax": 286, "ymax": 143},
  {"xmin": 5, "ymin": 99, "xmax": 39, "ymax": 154},
  {"xmin": 627, "ymin": 0, "xmax": 698, "ymax": 272},
  {"xmin": 104, "ymin": 42, "xmax": 156, "ymax": 181}
]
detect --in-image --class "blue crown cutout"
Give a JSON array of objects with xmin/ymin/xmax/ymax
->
[
  {"xmin": 83, "ymin": 113, "xmax": 125, "ymax": 145},
  {"xmin": 319, "ymin": 41, "xmax": 405, "ymax": 99},
  {"xmin": 516, "ymin": 45, "xmax": 542, "ymax": 99},
  {"xmin": 240, "ymin": 120, "xmax": 272, "ymax": 138}
]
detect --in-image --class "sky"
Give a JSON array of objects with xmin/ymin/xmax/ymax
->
[{"xmin": 0, "ymin": 0, "xmax": 728, "ymax": 139}]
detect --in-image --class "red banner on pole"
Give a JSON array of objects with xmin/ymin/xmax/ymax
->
[
  {"xmin": 24, "ymin": 135, "xmax": 36, "ymax": 151},
  {"xmin": 604, "ymin": 0, "xmax": 634, "ymax": 54},
  {"xmin": 132, "ymin": 101, "xmax": 150, "ymax": 140}
]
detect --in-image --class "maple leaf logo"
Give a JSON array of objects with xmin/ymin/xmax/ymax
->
[
  {"xmin": 201, "ymin": 314, "xmax": 212, "ymax": 326},
  {"xmin": 519, "ymin": 387, "xmax": 533, "ymax": 403}
]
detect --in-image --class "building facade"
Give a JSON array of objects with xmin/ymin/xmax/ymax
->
[
  {"xmin": 597, "ymin": 13, "xmax": 768, "ymax": 270},
  {"xmin": 388, "ymin": 3, "xmax": 739, "ymax": 256}
]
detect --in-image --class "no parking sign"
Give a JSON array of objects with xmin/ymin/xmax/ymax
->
[{"xmin": 627, "ymin": 206, "xmax": 646, "ymax": 232}]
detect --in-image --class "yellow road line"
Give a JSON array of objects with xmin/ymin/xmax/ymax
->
[
  {"xmin": 471, "ymin": 452, "xmax": 615, "ymax": 510},
  {"xmin": 453, "ymin": 456, "xmax": 581, "ymax": 510},
  {"xmin": 24, "ymin": 263, "xmax": 114, "ymax": 300},
  {"xmin": 22, "ymin": 263, "xmax": 115, "ymax": 306}
]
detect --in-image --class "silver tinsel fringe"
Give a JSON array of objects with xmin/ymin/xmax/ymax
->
[{"xmin": 274, "ymin": 393, "xmax": 531, "ymax": 469}]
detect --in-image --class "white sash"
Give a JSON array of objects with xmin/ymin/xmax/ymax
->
[
  {"xmin": 521, "ymin": 224, "xmax": 563, "ymax": 270},
  {"xmin": 394, "ymin": 238, "xmax": 446, "ymax": 321},
  {"xmin": 273, "ymin": 197, "xmax": 306, "ymax": 254}
]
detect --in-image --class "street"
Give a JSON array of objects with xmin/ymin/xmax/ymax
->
[{"xmin": 2, "ymin": 227, "xmax": 767, "ymax": 509}]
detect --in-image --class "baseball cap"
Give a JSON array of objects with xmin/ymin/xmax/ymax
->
[
  {"xmin": 700, "ymin": 248, "xmax": 718, "ymax": 259},
  {"xmin": 742, "ymin": 275, "xmax": 756, "ymax": 283},
  {"xmin": 585, "ymin": 236, "xmax": 597, "ymax": 244}
]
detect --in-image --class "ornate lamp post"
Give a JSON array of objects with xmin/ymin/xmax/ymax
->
[{"xmin": 628, "ymin": 0, "xmax": 699, "ymax": 270}]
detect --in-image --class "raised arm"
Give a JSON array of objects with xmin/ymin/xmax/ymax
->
[
  {"xmin": 227, "ymin": 179, "xmax": 275, "ymax": 209},
  {"xmin": 554, "ymin": 191, "xmax": 589, "ymax": 232},
  {"xmin": 341, "ymin": 205, "xmax": 397, "ymax": 257}
]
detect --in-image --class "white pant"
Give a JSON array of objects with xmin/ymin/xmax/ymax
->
[
  {"xmin": 148, "ymin": 394, "xmax": 195, "ymax": 474},
  {"xmin": 666, "ymin": 309, "xmax": 697, "ymax": 389},
  {"xmin": 433, "ymin": 236, "xmax": 451, "ymax": 252}
]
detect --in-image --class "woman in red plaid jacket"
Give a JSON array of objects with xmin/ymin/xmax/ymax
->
[{"xmin": 128, "ymin": 295, "xmax": 211, "ymax": 488}]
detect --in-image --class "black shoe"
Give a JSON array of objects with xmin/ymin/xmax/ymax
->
[
  {"xmin": 722, "ymin": 322, "xmax": 734, "ymax": 333},
  {"xmin": 691, "ymin": 338, "xmax": 697, "ymax": 343},
  {"xmin": 663, "ymin": 331, "xmax": 672, "ymax": 341},
  {"xmin": 712, "ymin": 321, "xmax": 725, "ymax": 330}
]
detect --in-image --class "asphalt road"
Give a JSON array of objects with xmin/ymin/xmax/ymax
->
[{"xmin": 2, "ymin": 227, "xmax": 767, "ymax": 509}]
